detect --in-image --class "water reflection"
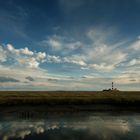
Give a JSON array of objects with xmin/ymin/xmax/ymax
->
[{"xmin": 0, "ymin": 110, "xmax": 140, "ymax": 140}]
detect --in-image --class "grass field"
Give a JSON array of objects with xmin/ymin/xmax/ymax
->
[{"xmin": 0, "ymin": 91, "xmax": 140, "ymax": 106}]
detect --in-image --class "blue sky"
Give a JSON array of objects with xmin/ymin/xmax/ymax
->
[{"xmin": 0, "ymin": 0, "xmax": 140, "ymax": 90}]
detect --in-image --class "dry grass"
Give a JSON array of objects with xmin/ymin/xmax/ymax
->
[{"xmin": 0, "ymin": 91, "xmax": 140, "ymax": 106}]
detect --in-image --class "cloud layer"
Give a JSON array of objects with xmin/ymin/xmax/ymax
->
[{"xmin": 0, "ymin": 27, "xmax": 140, "ymax": 90}]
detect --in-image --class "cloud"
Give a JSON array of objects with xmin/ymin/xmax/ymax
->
[
  {"xmin": 131, "ymin": 38, "xmax": 140, "ymax": 50},
  {"xmin": 6, "ymin": 44, "xmax": 46, "ymax": 68},
  {"xmin": 26, "ymin": 76, "xmax": 35, "ymax": 81},
  {"xmin": 46, "ymin": 53, "xmax": 87, "ymax": 66},
  {"xmin": 0, "ymin": 27, "xmax": 140, "ymax": 90},
  {"xmin": 89, "ymin": 63, "xmax": 115, "ymax": 71},
  {"xmin": 129, "ymin": 79, "xmax": 137, "ymax": 82},
  {"xmin": 48, "ymin": 78, "xmax": 58, "ymax": 82},
  {"xmin": 7, "ymin": 44, "xmax": 34, "ymax": 56},
  {"xmin": 47, "ymin": 37, "xmax": 62, "ymax": 51},
  {"xmin": 86, "ymin": 45, "xmax": 127, "ymax": 71},
  {"xmin": 39, "ymin": 28, "xmax": 127, "ymax": 72},
  {"xmin": 40, "ymin": 35, "xmax": 63, "ymax": 51},
  {"xmin": 82, "ymin": 28, "xmax": 128, "ymax": 71},
  {"xmin": 17, "ymin": 57, "xmax": 40, "ymax": 68},
  {"xmin": 40, "ymin": 35, "xmax": 83, "ymax": 53},
  {"xmin": 63, "ymin": 55, "xmax": 87, "ymax": 66},
  {"xmin": 35, "ymin": 52, "xmax": 46, "ymax": 61},
  {"xmin": 81, "ymin": 75, "xmax": 95, "ymax": 79},
  {"xmin": 0, "ymin": 46, "xmax": 7, "ymax": 62},
  {"xmin": 86, "ymin": 26, "xmax": 119, "ymax": 45},
  {"xmin": 0, "ymin": 114, "xmax": 134, "ymax": 140},
  {"xmin": 114, "ymin": 72, "xmax": 140, "ymax": 84},
  {"xmin": 46, "ymin": 55, "xmax": 62, "ymax": 63},
  {"xmin": 19, "ymin": 47, "xmax": 34, "ymax": 56},
  {"xmin": 0, "ymin": 76, "xmax": 19, "ymax": 83},
  {"xmin": 128, "ymin": 58, "xmax": 140, "ymax": 66}
]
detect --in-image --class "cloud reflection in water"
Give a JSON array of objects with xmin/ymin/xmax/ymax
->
[{"xmin": 0, "ymin": 114, "xmax": 140, "ymax": 140}]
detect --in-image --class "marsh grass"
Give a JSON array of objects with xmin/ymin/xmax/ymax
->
[{"xmin": 0, "ymin": 91, "xmax": 139, "ymax": 106}]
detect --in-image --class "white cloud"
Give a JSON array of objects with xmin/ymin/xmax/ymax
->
[
  {"xmin": 81, "ymin": 75, "xmax": 95, "ymax": 79},
  {"xmin": 1, "ymin": 26, "xmax": 140, "ymax": 90},
  {"xmin": 48, "ymin": 37, "xmax": 62, "ymax": 51},
  {"xmin": 6, "ymin": 44, "xmax": 46, "ymax": 69},
  {"xmin": 43, "ymin": 28, "xmax": 128, "ymax": 72},
  {"xmin": 128, "ymin": 58, "xmax": 140, "ymax": 66},
  {"xmin": 82, "ymin": 27, "xmax": 128, "ymax": 71},
  {"xmin": 0, "ymin": 46, "xmax": 7, "ymax": 62},
  {"xmin": 65, "ymin": 41, "xmax": 82, "ymax": 50},
  {"xmin": 17, "ymin": 57, "xmax": 40, "ymax": 68},
  {"xmin": 47, "ymin": 55, "xmax": 62, "ymax": 63},
  {"xmin": 7, "ymin": 44, "xmax": 15, "ymax": 51},
  {"xmin": 114, "ymin": 71, "xmax": 140, "ymax": 84},
  {"xmin": 87, "ymin": 26, "xmax": 116, "ymax": 44},
  {"xmin": 40, "ymin": 35, "xmax": 82, "ymax": 52},
  {"xmin": 35, "ymin": 52, "xmax": 46, "ymax": 61},
  {"xmin": 40, "ymin": 28, "xmax": 127, "ymax": 72},
  {"xmin": 84, "ymin": 43, "xmax": 127, "ymax": 71},
  {"xmin": 90, "ymin": 63, "xmax": 115, "ymax": 71},
  {"xmin": 63, "ymin": 55, "xmax": 87, "ymax": 66},
  {"xmin": 7, "ymin": 44, "xmax": 34, "ymax": 56},
  {"xmin": 131, "ymin": 38, "xmax": 140, "ymax": 50},
  {"xmin": 46, "ymin": 54, "xmax": 87, "ymax": 66},
  {"xmin": 81, "ymin": 67, "xmax": 89, "ymax": 70},
  {"xmin": 20, "ymin": 47, "xmax": 34, "ymax": 56}
]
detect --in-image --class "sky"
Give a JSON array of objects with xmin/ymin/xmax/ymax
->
[{"xmin": 0, "ymin": 0, "xmax": 140, "ymax": 91}]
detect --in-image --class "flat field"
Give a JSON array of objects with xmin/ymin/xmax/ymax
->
[{"xmin": 0, "ymin": 91, "xmax": 140, "ymax": 106}]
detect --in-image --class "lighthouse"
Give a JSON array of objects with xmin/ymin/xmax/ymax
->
[
  {"xmin": 103, "ymin": 82, "xmax": 119, "ymax": 92},
  {"xmin": 112, "ymin": 82, "xmax": 114, "ymax": 90}
]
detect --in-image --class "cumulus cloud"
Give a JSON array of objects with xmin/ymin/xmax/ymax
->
[
  {"xmin": 16, "ymin": 57, "xmax": 40, "ymax": 68},
  {"xmin": 35, "ymin": 52, "xmax": 46, "ymax": 61},
  {"xmin": 7, "ymin": 44, "xmax": 33, "ymax": 56},
  {"xmin": 5, "ymin": 44, "xmax": 46, "ymax": 69},
  {"xmin": 20, "ymin": 47, "xmax": 34, "ymax": 56},
  {"xmin": 47, "ymin": 55, "xmax": 62, "ymax": 63}
]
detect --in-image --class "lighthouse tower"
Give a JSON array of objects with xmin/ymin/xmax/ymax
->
[
  {"xmin": 103, "ymin": 82, "xmax": 119, "ymax": 92},
  {"xmin": 112, "ymin": 82, "xmax": 114, "ymax": 90}
]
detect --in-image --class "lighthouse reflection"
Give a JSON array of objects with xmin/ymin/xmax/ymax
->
[{"xmin": 0, "ymin": 111, "xmax": 140, "ymax": 140}]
